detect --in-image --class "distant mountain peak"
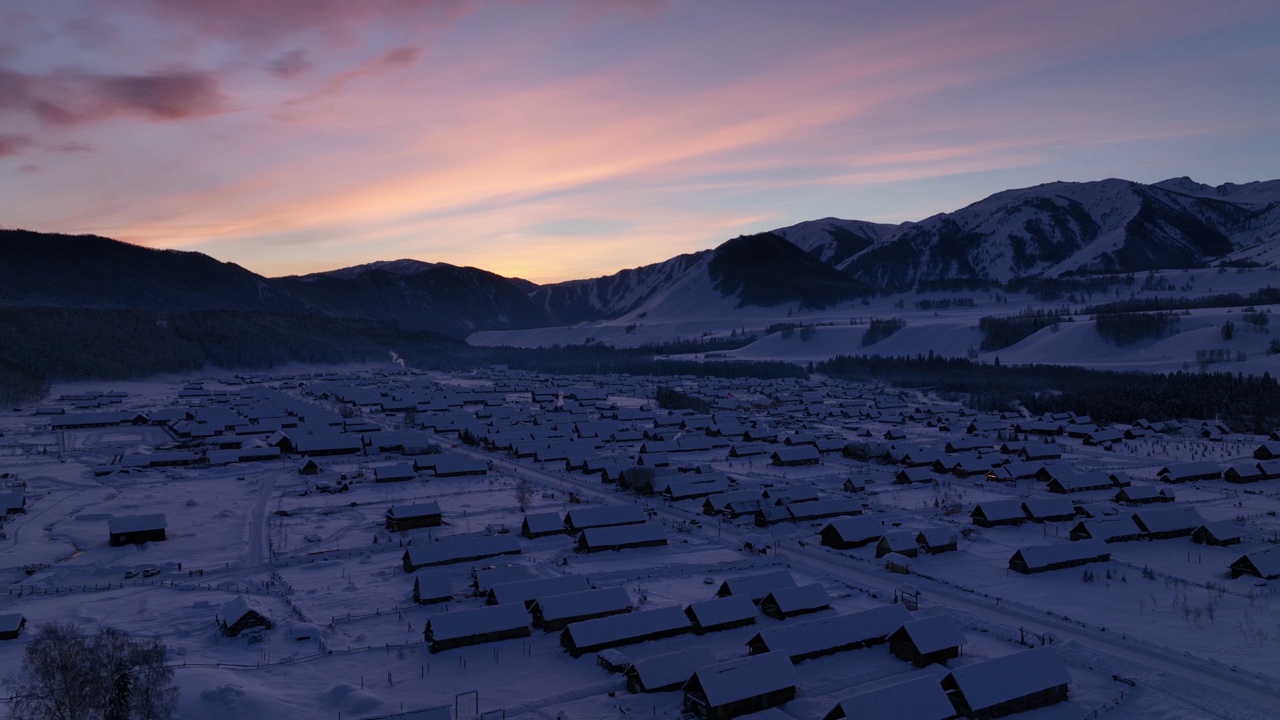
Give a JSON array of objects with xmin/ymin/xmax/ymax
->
[{"xmin": 311, "ymin": 258, "xmax": 439, "ymax": 279}]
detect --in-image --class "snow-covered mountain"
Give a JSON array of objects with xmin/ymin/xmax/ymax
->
[{"xmin": 827, "ymin": 178, "xmax": 1280, "ymax": 289}]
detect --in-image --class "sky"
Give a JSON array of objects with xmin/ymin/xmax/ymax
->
[{"xmin": 2, "ymin": 1, "xmax": 1279, "ymax": 284}]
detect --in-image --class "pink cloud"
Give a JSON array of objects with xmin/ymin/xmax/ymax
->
[{"xmin": 0, "ymin": 134, "xmax": 35, "ymax": 157}]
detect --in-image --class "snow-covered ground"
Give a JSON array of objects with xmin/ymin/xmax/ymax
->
[
  {"xmin": 471, "ymin": 266, "xmax": 1280, "ymax": 375},
  {"xmin": 1, "ymin": 368, "xmax": 1278, "ymax": 720}
]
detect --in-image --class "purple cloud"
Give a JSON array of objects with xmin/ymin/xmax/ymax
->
[
  {"xmin": 269, "ymin": 49, "xmax": 313, "ymax": 79},
  {"xmin": 0, "ymin": 68, "xmax": 227, "ymax": 125}
]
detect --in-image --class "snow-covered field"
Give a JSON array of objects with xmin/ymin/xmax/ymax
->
[
  {"xmin": 470, "ymin": 266, "xmax": 1280, "ymax": 376},
  {"xmin": 1, "ymin": 367, "xmax": 1279, "ymax": 720}
]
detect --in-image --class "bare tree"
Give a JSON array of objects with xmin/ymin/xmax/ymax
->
[
  {"xmin": 515, "ymin": 478, "xmax": 533, "ymax": 512},
  {"xmin": 5, "ymin": 622, "xmax": 177, "ymax": 720}
]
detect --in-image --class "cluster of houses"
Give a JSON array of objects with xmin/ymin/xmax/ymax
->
[{"xmin": 411, "ymin": 564, "xmax": 1073, "ymax": 720}]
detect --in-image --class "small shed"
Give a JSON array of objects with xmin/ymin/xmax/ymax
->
[
  {"xmin": 0, "ymin": 613, "xmax": 26, "ymax": 640},
  {"xmin": 682, "ymin": 651, "xmax": 799, "ymax": 720},
  {"xmin": 219, "ymin": 596, "xmax": 273, "ymax": 638},
  {"xmin": 108, "ymin": 514, "xmax": 167, "ymax": 546},
  {"xmin": 888, "ymin": 614, "xmax": 965, "ymax": 667},
  {"xmin": 942, "ymin": 646, "xmax": 1071, "ymax": 718},
  {"xmin": 412, "ymin": 569, "xmax": 454, "ymax": 605}
]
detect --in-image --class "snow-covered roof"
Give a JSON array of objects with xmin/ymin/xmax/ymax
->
[
  {"xmin": 686, "ymin": 595, "xmax": 757, "ymax": 628},
  {"xmin": 534, "ymin": 586, "xmax": 631, "ymax": 623},
  {"xmin": 892, "ymin": 614, "xmax": 965, "ymax": 654},
  {"xmin": 428, "ymin": 603, "xmax": 529, "ymax": 642},
  {"xmin": 946, "ymin": 646, "xmax": 1071, "ymax": 712},
  {"xmin": 561, "ymin": 605, "xmax": 689, "ymax": 649},
  {"xmin": 387, "ymin": 502, "xmax": 441, "ymax": 519},
  {"xmin": 108, "ymin": 514, "xmax": 167, "ymax": 534},
  {"xmin": 826, "ymin": 674, "xmax": 955, "ymax": 720},
  {"xmin": 1133, "ymin": 506, "xmax": 1204, "ymax": 533},
  {"xmin": 413, "ymin": 569, "xmax": 454, "ymax": 601},
  {"xmin": 1014, "ymin": 539, "xmax": 1110, "ymax": 568},
  {"xmin": 579, "ymin": 522, "xmax": 666, "ymax": 548},
  {"xmin": 404, "ymin": 534, "xmax": 521, "ymax": 568},
  {"xmin": 752, "ymin": 605, "xmax": 911, "ymax": 658},
  {"xmin": 489, "ymin": 574, "xmax": 590, "ymax": 605},
  {"xmin": 222, "ymin": 595, "xmax": 268, "ymax": 625},
  {"xmin": 717, "ymin": 570, "xmax": 796, "ymax": 602},
  {"xmin": 474, "ymin": 565, "xmax": 530, "ymax": 593},
  {"xmin": 628, "ymin": 646, "xmax": 716, "ymax": 691},
  {"xmin": 763, "ymin": 583, "xmax": 831, "ymax": 614},
  {"xmin": 687, "ymin": 651, "xmax": 799, "ymax": 707},
  {"xmin": 821, "ymin": 515, "xmax": 885, "ymax": 543},
  {"xmin": 564, "ymin": 504, "xmax": 647, "ymax": 529},
  {"xmin": 522, "ymin": 511, "xmax": 563, "ymax": 534}
]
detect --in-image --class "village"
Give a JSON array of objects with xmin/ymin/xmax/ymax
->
[{"xmin": 1, "ymin": 366, "xmax": 1279, "ymax": 720}]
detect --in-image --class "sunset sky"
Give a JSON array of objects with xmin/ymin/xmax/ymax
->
[{"xmin": 2, "ymin": 1, "xmax": 1278, "ymax": 283}]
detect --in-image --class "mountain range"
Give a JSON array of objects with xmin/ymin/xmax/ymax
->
[{"xmin": 2, "ymin": 176, "xmax": 1278, "ymax": 393}]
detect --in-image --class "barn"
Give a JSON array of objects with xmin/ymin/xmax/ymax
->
[
  {"xmin": 875, "ymin": 530, "xmax": 920, "ymax": 558},
  {"xmin": 374, "ymin": 463, "xmax": 416, "ymax": 483},
  {"xmin": 746, "ymin": 605, "xmax": 911, "ymax": 663},
  {"xmin": 1229, "ymin": 546, "xmax": 1280, "ymax": 580},
  {"xmin": 1046, "ymin": 471, "xmax": 1115, "ymax": 494},
  {"xmin": 487, "ymin": 575, "xmax": 590, "ymax": 607},
  {"xmin": 888, "ymin": 614, "xmax": 965, "ymax": 667},
  {"xmin": 916, "ymin": 527, "xmax": 958, "ymax": 555},
  {"xmin": 531, "ymin": 586, "xmax": 632, "ymax": 631},
  {"xmin": 385, "ymin": 502, "xmax": 443, "ymax": 532},
  {"xmin": 521, "ymin": 511, "xmax": 565, "ymax": 539},
  {"xmin": 1009, "ymin": 540, "xmax": 1110, "ymax": 574},
  {"xmin": 1115, "ymin": 485, "xmax": 1174, "ymax": 505},
  {"xmin": 431, "ymin": 454, "xmax": 489, "ymax": 477},
  {"xmin": 771, "ymin": 446, "xmax": 820, "ymax": 467},
  {"xmin": 108, "ymin": 514, "xmax": 167, "ymax": 546},
  {"xmin": 713, "ymin": 570, "xmax": 796, "ymax": 603},
  {"xmin": 402, "ymin": 534, "xmax": 521, "ymax": 571},
  {"xmin": 819, "ymin": 516, "xmax": 884, "ymax": 549},
  {"xmin": 1131, "ymin": 506, "xmax": 1204, "ymax": 539},
  {"xmin": 970, "ymin": 500, "xmax": 1025, "ymax": 528},
  {"xmin": 219, "ymin": 596, "xmax": 273, "ymax": 637},
  {"xmin": 942, "ymin": 646, "xmax": 1071, "ymax": 718},
  {"xmin": 1191, "ymin": 521, "xmax": 1243, "ymax": 547},
  {"xmin": 576, "ymin": 523, "xmax": 667, "ymax": 553},
  {"xmin": 563, "ymin": 505, "xmax": 647, "ymax": 533},
  {"xmin": 1020, "ymin": 497, "xmax": 1076, "ymax": 523},
  {"xmin": 759, "ymin": 583, "xmax": 831, "ymax": 620},
  {"xmin": 425, "ymin": 603, "xmax": 530, "ymax": 653},
  {"xmin": 685, "ymin": 595, "xmax": 758, "ymax": 634},
  {"xmin": 822, "ymin": 674, "xmax": 956, "ymax": 720},
  {"xmin": 0, "ymin": 491, "xmax": 25, "ymax": 515},
  {"xmin": 625, "ymin": 646, "xmax": 716, "ymax": 693},
  {"xmin": 559, "ymin": 605, "xmax": 691, "ymax": 657},
  {"xmin": 682, "ymin": 651, "xmax": 800, "ymax": 720},
  {"xmin": 1157, "ymin": 460, "xmax": 1221, "ymax": 484},
  {"xmin": 1068, "ymin": 516, "xmax": 1144, "ymax": 543}
]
